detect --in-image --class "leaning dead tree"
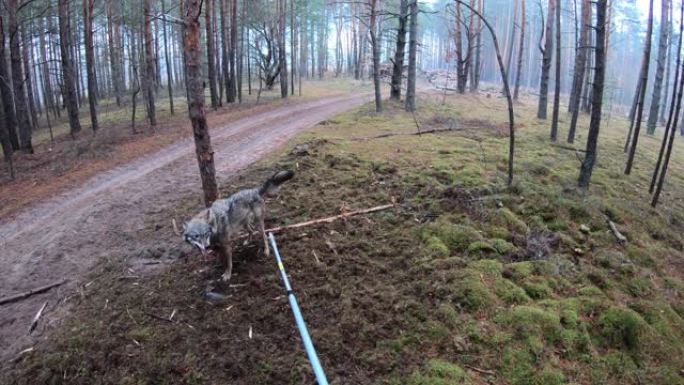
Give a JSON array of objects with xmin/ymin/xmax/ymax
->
[{"xmin": 455, "ymin": 0, "xmax": 515, "ymax": 186}]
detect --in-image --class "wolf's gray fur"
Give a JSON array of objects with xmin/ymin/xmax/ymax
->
[{"xmin": 182, "ymin": 170, "xmax": 294, "ymax": 281}]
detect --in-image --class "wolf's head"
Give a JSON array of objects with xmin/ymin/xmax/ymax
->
[{"xmin": 182, "ymin": 209, "xmax": 217, "ymax": 255}]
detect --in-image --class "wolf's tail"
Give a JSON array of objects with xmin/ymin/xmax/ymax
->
[{"xmin": 259, "ymin": 170, "xmax": 294, "ymax": 196}]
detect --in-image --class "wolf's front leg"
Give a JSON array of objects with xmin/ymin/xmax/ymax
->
[
  {"xmin": 221, "ymin": 244, "xmax": 233, "ymax": 282},
  {"xmin": 259, "ymin": 215, "xmax": 269, "ymax": 257}
]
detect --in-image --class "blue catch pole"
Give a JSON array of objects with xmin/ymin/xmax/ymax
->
[{"xmin": 268, "ymin": 233, "xmax": 329, "ymax": 385}]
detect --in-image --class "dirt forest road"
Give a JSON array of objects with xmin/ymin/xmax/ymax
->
[{"xmin": 0, "ymin": 93, "xmax": 370, "ymax": 362}]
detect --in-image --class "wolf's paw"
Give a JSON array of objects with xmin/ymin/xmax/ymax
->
[
  {"xmin": 221, "ymin": 272, "xmax": 232, "ymax": 282},
  {"xmin": 264, "ymin": 247, "xmax": 270, "ymax": 257}
]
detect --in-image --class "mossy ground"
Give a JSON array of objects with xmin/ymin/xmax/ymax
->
[{"xmin": 4, "ymin": 87, "xmax": 684, "ymax": 384}]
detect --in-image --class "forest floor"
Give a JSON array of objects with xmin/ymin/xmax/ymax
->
[
  {"xmin": 3, "ymin": 84, "xmax": 684, "ymax": 385},
  {"xmin": 0, "ymin": 80, "xmax": 372, "ymax": 365}
]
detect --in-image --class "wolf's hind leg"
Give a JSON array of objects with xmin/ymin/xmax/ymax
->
[{"xmin": 221, "ymin": 243, "xmax": 233, "ymax": 282}]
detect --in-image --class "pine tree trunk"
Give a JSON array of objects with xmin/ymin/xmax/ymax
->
[
  {"xmin": 162, "ymin": 0, "xmax": 175, "ymax": 114},
  {"xmin": 513, "ymin": 0, "xmax": 526, "ymax": 100},
  {"xmin": 405, "ymin": 0, "xmax": 417, "ymax": 111},
  {"xmin": 567, "ymin": 0, "xmax": 590, "ymax": 143},
  {"xmin": 659, "ymin": 1, "xmax": 673, "ymax": 124},
  {"xmin": 58, "ymin": 0, "xmax": 81, "ymax": 139},
  {"xmin": 106, "ymin": 1, "xmax": 122, "ymax": 107},
  {"xmin": 578, "ymin": 0, "xmax": 607, "ymax": 188},
  {"xmin": 370, "ymin": 0, "xmax": 382, "ymax": 113},
  {"xmin": 646, "ymin": 0, "xmax": 670, "ymax": 135},
  {"xmin": 143, "ymin": 0, "xmax": 157, "ymax": 130},
  {"xmin": 0, "ymin": 16, "xmax": 18, "ymax": 151},
  {"xmin": 505, "ymin": 0, "xmax": 518, "ymax": 84},
  {"xmin": 38, "ymin": 16, "xmax": 55, "ymax": 123},
  {"xmin": 471, "ymin": 0, "xmax": 483, "ymax": 91},
  {"xmin": 83, "ymin": 0, "xmax": 98, "ymax": 132},
  {"xmin": 537, "ymin": 0, "xmax": 555, "ymax": 119},
  {"xmin": 651, "ymin": 0, "xmax": 682, "ymax": 194},
  {"xmin": 455, "ymin": 3, "xmax": 467, "ymax": 93},
  {"xmin": 206, "ymin": 0, "xmax": 219, "ymax": 109},
  {"xmin": 652, "ymin": 0, "xmax": 684, "ymax": 207},
  {"xmin": 625, "ymin": 0, "xmax": 654, "ymax": 174},
  {"xmin": 230, "ymin": 0, "xmax": 238, "ymax": 100},
  {"xmin": 221, "ymin": 0, "xmax": 232, "ymax": 103},
  {"xmin": 0, "ymin": 107, "xmax": 13, "ymax": 179},
  {"xmin": 279, "ymin": 0, "xmax": 288, "ymax": 98},
  {"xmin": 183, "ymin": 0, "xmax": 218, "ymax": 207},
  {"xmin": 8, "ymin": 0, "xmax": 33, "ymax": 153},
  {"xmin": 390, "ymin": 0, "xmax": 408, "ymax": 101},
  {"xmin": 21, "ymin": 23, "xmax": 38, "ymax": 131},
  {"xmin": 549, "ymin": 0, "xmax": 561, "ymax": 141}
]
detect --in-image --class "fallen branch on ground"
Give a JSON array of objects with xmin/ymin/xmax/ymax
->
[
  {"xmin": 239, "ymin": 204, "xmax": 395, "ymax": 239},
  {"xmin": 29, "ymin": 301, "xmax": 48, "ymax": 334},
  {"xmin": 464, "ymin": 365, "xmax": 496, "ymax": 375},
  {"xmin": 606, "ymin": 217, "xmax": 627, "ymax": 243},
  {"xmin": 550, "ymin": 143, "xmax": 588, "ymax": 153},
  {"xmin": 0, "ymin": 279, "xmax": 68, "ymax": 306},
  {"xmin": 353, "ymin": 128, "xmax": 461, "ymax": 141}
]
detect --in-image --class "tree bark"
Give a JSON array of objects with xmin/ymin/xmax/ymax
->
[
  {"xmin": 220, "ymin": 0, "xmax": 232, "ymax": 103},
  {"xmin": 471, "ymin": 0, "xmax": 483, "ymax": 91},
  {"xmin": 58, "ymin": 0, "xmax": 81, "ymax": 139},
  {"xmin": 652, "ymin": 0, "xmax": 684, "ymax": 207},
  {"xmin": 162, "ymin": 0, "xmax": 175, "ymax": 114},
  {"xmin": 21, "ymin": 23, "xmax": 38, "ymax": 132},
  {"xmin": 83, "ymin": 0, "xmax": 98, "ymax": 132},
  {"xmin": 230, "ymin": 0, "xmax": 238, "ymax": 100},
  {"xmin": 106, "ymin": 0, "xmax": 122, "ymax": 107},
  {"xmin": 567, "ymin": 0, "xmax": 590, "ymax": 143},
  {"xmin": 651, "ymin": 0, "xmax": 682, "ymax": 194},
  {"xmin": 183, "ymin": 0, "xmax": 218, "ymax": 207},
  {"xmin": 0, "ymin": 16, "xmax": 18, "ymax": 151},
  {"xmin": 578, "ymin": 0, "xmax": 607, "ymax": 188},
  {"xmin": 278, "ymin": 0, "xmax": 288, "ymax": 98},
  {"xmin": 8, "ymin": 0, "xmax": 33, "ymax": 153},
  {"xmin": 537, "ymin": 0, "xmax": 555, "ymax": 119},
  {"xmin": 646, "ymin": 0, "xmax": 670, "ymax": 135},
  {"xmin": 390, "ymin": 0, "xmax": 408, "ymax": 101},
  {"xmin": 38, "ymin": 16, "xmax": 55, "ymax": 127},
  {"xmin": 0, "ymin": 107, "xmax": 13, "ymax": 179},
  {"xmin": 143, "ymin": 0, "xmax": 157, "ymax": 130},
  {"xmin": 369, "ymin": 0, "xmax": 382, "ymax": 112},
  {"xmin": 549, "ymin": 0, "xmax": 561, "ymax": 141},
  {"xmin": 454, "ymin": 3, "xmax": 468, "ymax": 93},
  {"xmin": 625, "ymin": 0, "xmax": 654, "ymax": 174},
  {"xmin": 405, "ymin": 0, "xmax": 417, "ymax": 112},
  {"xmin": 206, "ymin": 0, "xmax": 219, "ymax": 109},
  {"xmin": 513, "ymin": 0, "xmax": 526, "ymax": 100}
]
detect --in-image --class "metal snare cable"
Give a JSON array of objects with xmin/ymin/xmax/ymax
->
[{"xmin": 268, "ymin": 233, "xmax": 329, "ymax": 385}]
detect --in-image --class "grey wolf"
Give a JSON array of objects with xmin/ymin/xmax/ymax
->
[{"xmin": 182, "ymin": 170, "xmax": 294, "ymax": 281}]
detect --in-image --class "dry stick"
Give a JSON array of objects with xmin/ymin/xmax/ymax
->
[
  {"xmin": 352, "ymin": 127, "xmax": 460, "ymax": 141},
  {"xmin": 245, "ymin": 204, "xmax": 395, "ymax": 237},
  {"xmin": 29, "ymin": 301, "xmax": 48, "ymax": 334},
  {"xmin": 0, "ymin": 279, "xmax": 68, "ymax": 306},
  {"xmin": 464, "ymin": 365, "xmax": 496, "ymax": 376}
]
